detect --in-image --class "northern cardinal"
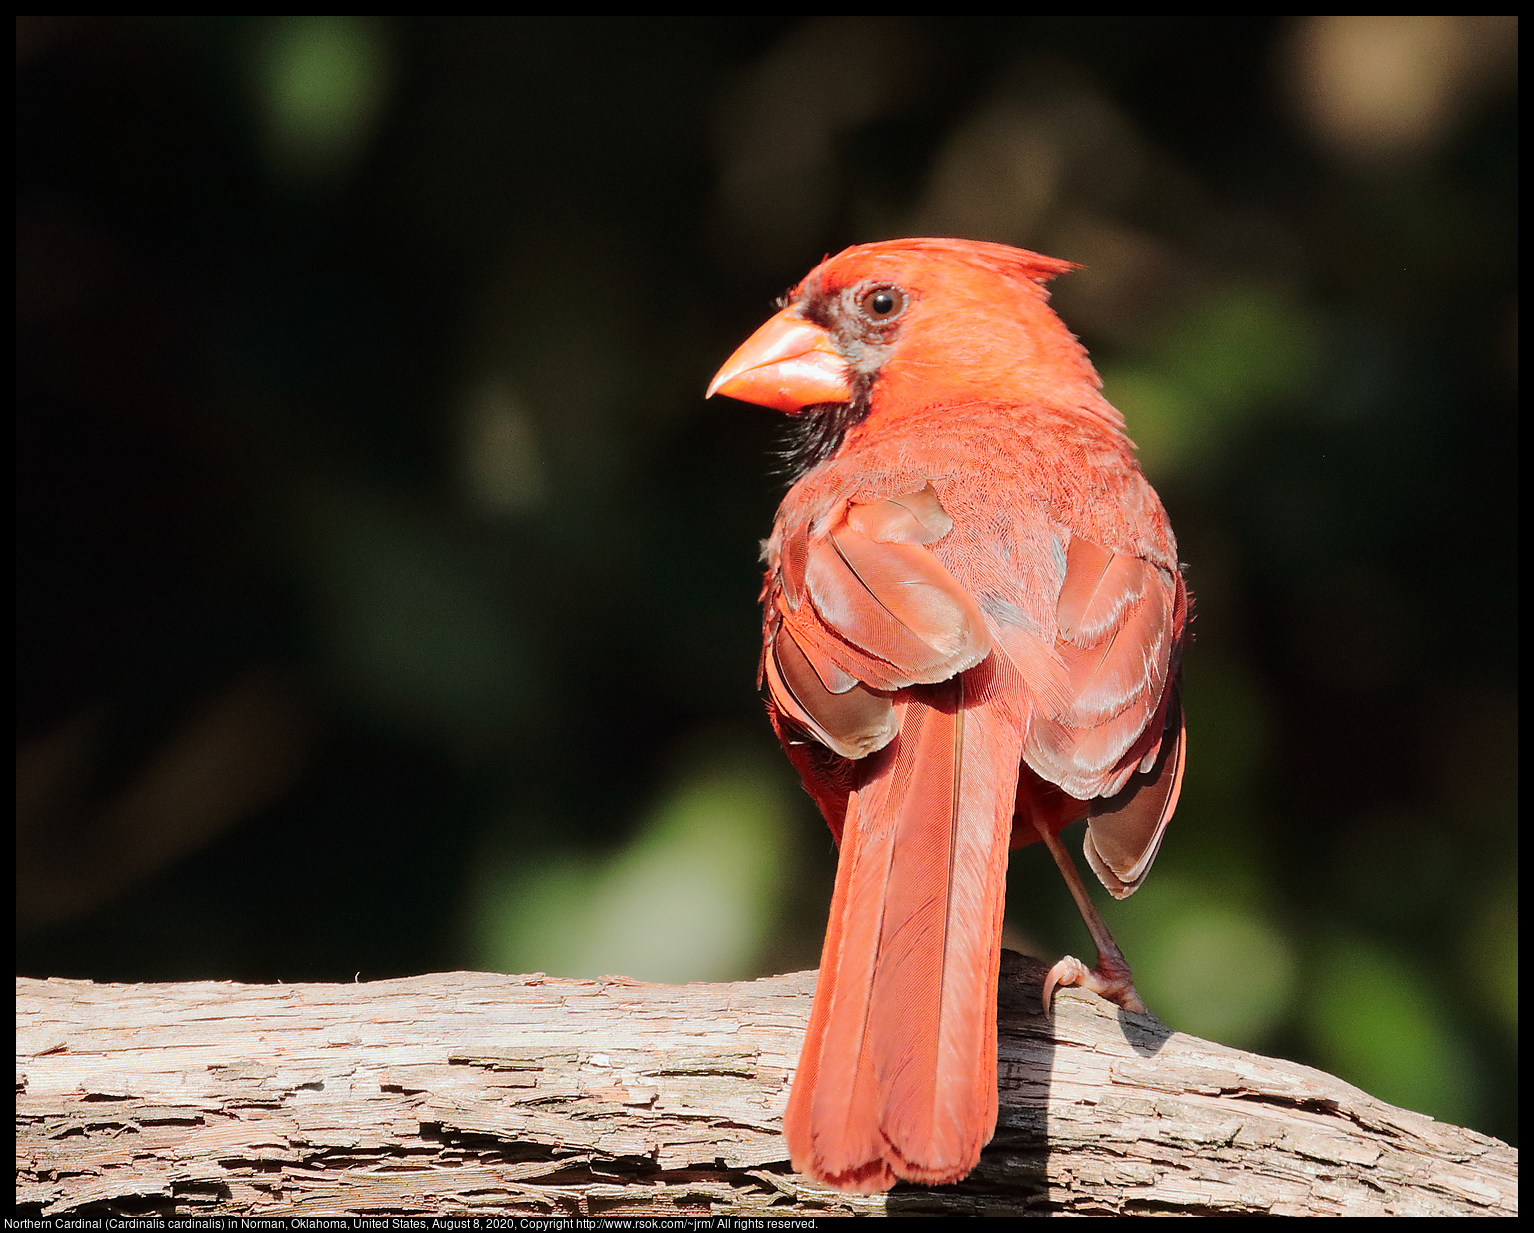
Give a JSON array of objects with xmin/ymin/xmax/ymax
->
[{"xmin": 707, "ymin": 238, "xmax": 1187, "ymax": 1193}]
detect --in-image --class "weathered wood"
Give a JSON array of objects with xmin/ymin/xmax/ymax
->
[{"xmin": 15, "ymin": 953, "xmax": 1516, "ymax": 1217}]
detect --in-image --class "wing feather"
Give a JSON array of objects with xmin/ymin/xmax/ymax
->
[
  {"xmin": 767, "ymin": 621, "xmax": 897, "ymax": 759},
  {"xmin": 844, "ymin": 481, "xmax": 953, "ymax": 544},
  {"xmin": 768, "ymin": 488, "xmax": 991, "ymax": 713},
  {"xmin": 802, "ymin": 513, "xmax": 990, "ymax": 679},
  {"xmin": 1086, "ymin": 689, "xmax": 1186, "ymax": 897},
  {"xmin": 1014, "ymin": 531, "xmax": 1186, "ymax": 892}
]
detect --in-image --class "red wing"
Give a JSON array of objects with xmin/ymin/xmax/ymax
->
[
  {"xmin": 1025, "ymin": 534, "xmax": 1182, "ymax": 796},
  {"xmin": 765, "ymin": 485, "xmax": 990, "ymax": 762},
  {"xmin": 1085, "ymin": 686, "xmax": 1185, "ymax": 898},
  {"xmin": 764, "ymin": 621, "xmax": 896, "ymax": 760},
  {"xmin": 1021, "ymin": 531, "xmax": 1187, "ymax": 895}
]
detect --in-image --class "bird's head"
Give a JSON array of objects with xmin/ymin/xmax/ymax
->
[{"xmin": 707, "ymin": 238, "xmax": 1115, "ymax": 439}]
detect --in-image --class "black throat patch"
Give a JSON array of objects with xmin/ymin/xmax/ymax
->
[{"xmin": 775, "ymin": 368, "xmax": 875, "ymax": 483}]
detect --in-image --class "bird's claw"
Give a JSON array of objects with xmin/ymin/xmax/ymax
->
[{"xmin": 1042, "ymin": 953, "xmax": 1148, "ymax": 1015}]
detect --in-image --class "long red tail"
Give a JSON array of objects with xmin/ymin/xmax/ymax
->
[{"xmin": 783, "ymin": 670, "xmax": 1023, "ymax": 1192}]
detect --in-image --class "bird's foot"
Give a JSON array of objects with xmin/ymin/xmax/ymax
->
[{"xmin": 1043, "ymin": 953, "xmax": 1147, "ymax": 1015}]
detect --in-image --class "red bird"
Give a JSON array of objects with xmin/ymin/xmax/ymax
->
[{"xmin": 708, "ymin": 238, "xmax": 1187, "ymax": 1193}]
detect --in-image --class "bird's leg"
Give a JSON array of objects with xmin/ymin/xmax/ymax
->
[{"xmin": 1033, "ymin": 818, "xmax": 1147, "ymax": 1015}]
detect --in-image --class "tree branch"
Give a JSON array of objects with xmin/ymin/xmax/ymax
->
[{"xmin": 15, "ymin": 953, "xmax": 1516, "ymax": 1217}]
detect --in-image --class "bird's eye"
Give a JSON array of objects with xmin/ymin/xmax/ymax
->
[{"xmin": 857, "ymin": 285, "xmax": 907, "ymax": 323}]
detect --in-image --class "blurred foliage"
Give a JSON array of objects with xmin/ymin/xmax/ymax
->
[
  {"xmin": 470, "ymin": 732, "xmax": 799, "ymax": 984},
  {"xmin": 252, "ymin": 17, "xmax": 394, "ymax": 190},
  {"xmin": 1102, "ymin": 284, "xmax": 1324, "ymax": 483},
  {"xmin": 1306, "ymin": 931, "xmax": 1479, "ymax": 1129},
  {"xmin": 16, "ymin": 16, "xmax": 1516, "ymax": 1145}
]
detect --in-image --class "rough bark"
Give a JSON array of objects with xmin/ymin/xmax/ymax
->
[{"xmin": 15, "ymin": 953, "xmax": 1516, "ymax": 1217}]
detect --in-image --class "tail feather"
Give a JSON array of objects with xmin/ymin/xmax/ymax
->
[{"xmin": 784, "ymin": 668, "xmax": 1023, "ymax": 1191}]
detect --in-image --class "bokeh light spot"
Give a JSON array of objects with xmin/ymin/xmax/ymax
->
[
  {"xmin": 459, "ymin": 377, "xmax": 550, "ymax": 518},
  {"xmin": 1109, "ymin": 874, "xmax": 1296, "ymax": 1050},
  {"xmin": 253, "ymin": 16, "xmax": 393, "ymax": 188}
]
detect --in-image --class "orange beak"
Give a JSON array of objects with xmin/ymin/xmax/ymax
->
[{"xmin": 706, "ymin": 309, "xmax": 851, "ymax": 413}]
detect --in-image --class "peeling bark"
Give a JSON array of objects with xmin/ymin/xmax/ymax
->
[{"xmin": 15, "ymin": 953, "xmax": 1516, "ymax": 1217}]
